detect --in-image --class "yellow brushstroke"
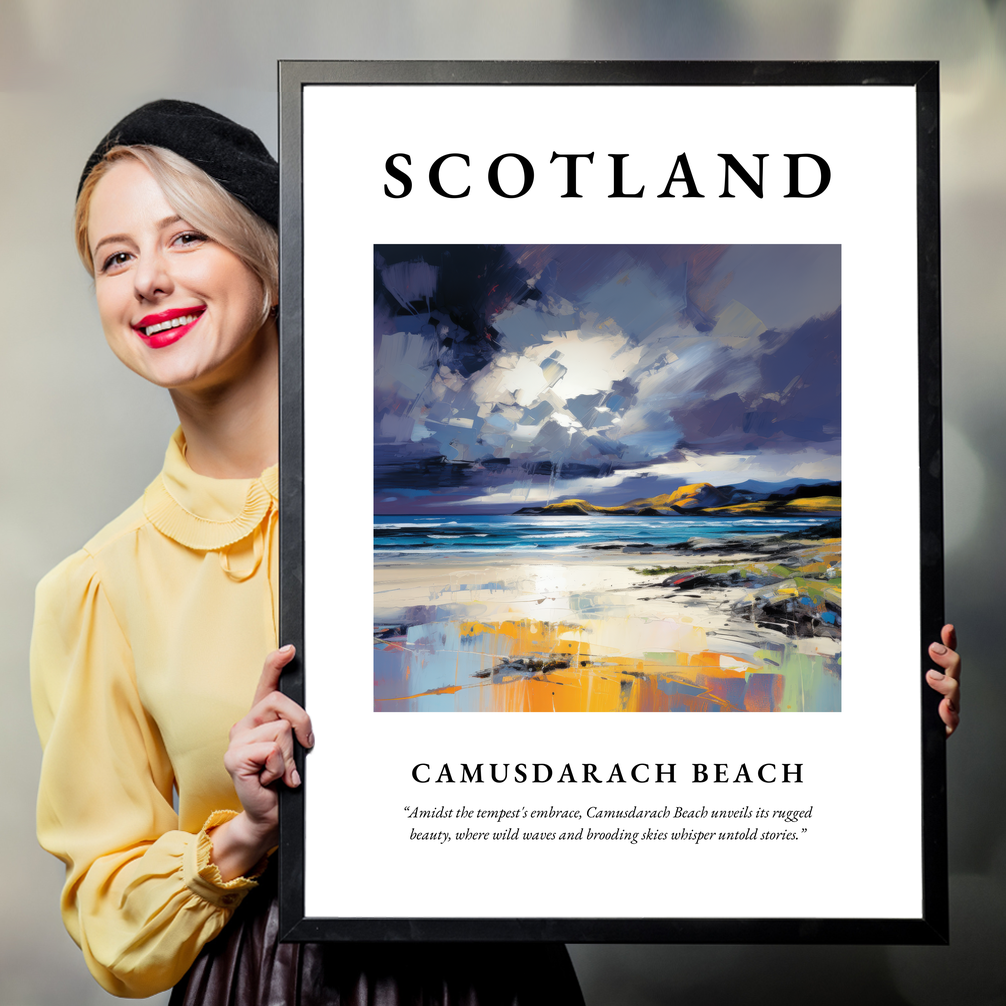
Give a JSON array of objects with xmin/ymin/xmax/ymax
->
[
  {"xmin": 387, "ymin": 684, "xmax": 464, "ymax": 701},
  {"xmin": 449, "ymin": 618, "xmax": 758, "ymax": 712}
]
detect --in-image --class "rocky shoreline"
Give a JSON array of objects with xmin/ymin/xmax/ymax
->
[{"xmin": 617, "ymin": 521, "xmax": 842, "ymax": 641}]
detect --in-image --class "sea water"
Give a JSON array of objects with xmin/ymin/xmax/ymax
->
[{"xmin": 374, "ymin": 513, "xmax": 834, "ymax": 559}]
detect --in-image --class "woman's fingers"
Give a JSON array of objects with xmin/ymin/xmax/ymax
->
[
  {"xmin": 252, "ymin": 644, "xmax": 297, "ymax": 707},
  {"xmin": 223, "ymin": 645, "xmax": 311, "ymax": 811},
  {"xmin": 242, "ymin": 644, "xmax": 314, "ymax": 749},
  {"xmin": 924, "ymin": 675, "xmax": 960, "ymax": 736},
  {"xmin": 232, "ymin": 689, "xmax": 314, "ymax": 750},
  {"xmin": 258, "ymin": 741, "xmax": 289, "ymax": 787},
  {"xmin": 927, "ymin": 624, "xmax": 961, "ymax": 737},
  {"xmin": 218, "ymin": 647, "xmax": 309, "ymax": 846},
  {"xmin": 230, "ymin": 719, "xmax": 302, "ymax": 788},
  {"xmin": 940, "ymin": 697, "xmax": 960, "ymax": 736},
  {"xmin": 928, "ymin": 634, "xmax": 961, "ymax": 683},
  {"xmin": 925, "ymin": 667, "xmax": 959, "ymax": 703},
  {"xmin": 224, "ymin": 738, "xmax": 287, "ymax": 787},
  {"xmin": 254, "ymin": 691, "xmax": 314, "ymax": 748},
  {"xmin": 941, "ymin": 623, "xmax": 958, "ymax": 653}
]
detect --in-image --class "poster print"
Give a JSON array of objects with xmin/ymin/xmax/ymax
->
[
  {"xmin": 280, "ymin": 61, "xmax": 945, "ymax": 943},
  {"xmin": 374, "ymin": 243, "xmax": 842, "ymax": 714}
]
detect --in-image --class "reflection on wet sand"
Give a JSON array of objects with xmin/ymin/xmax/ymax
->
[{"xmin": 374, "ymin": 544, "xmax": 841, "ymax": 712}]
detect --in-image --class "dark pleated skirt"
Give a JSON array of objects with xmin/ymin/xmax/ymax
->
[{"xmin": 169, "ymin": 869, "xmax": 584, "ymax": 1006}]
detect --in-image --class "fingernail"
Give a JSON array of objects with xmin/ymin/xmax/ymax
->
[
  {"xmin": 280, "ymin": 644, "xmax": 295, "ymax": 654},
  {"xmin": 931, "ymin": 643, "xmax": 947, "ymax": 654},
  {"xmin": 928, "ymin": 670, "xmax": 944, "ymax": 680},
  {"xmin": 307, "ymin": 732, "xmax": 315, "ymax": 748},
  {"xmin": 292, "ymin": 768, "xmax": 301, "ymax": 787}
]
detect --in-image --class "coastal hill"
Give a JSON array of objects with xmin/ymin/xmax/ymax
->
[{"xmin": 513, "ymin": 481, "xmax": 841, "ymax": 517}]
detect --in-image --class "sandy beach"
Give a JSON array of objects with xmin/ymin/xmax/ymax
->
[{"xmin": 373, "ymin": 541, "xmax": 841, "ymax": 713}]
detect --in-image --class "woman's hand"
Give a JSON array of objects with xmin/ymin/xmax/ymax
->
[
  {"xmin": 209, "ymin": 645, "xmax": 314, "ymax": 881},
  {"xmin": 926, "ymin": 624, "xmax": 961, "ymax": 738}
]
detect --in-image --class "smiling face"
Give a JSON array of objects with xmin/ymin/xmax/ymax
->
[{"xmin": 87, "ymin": 158, "xmax": 272, "ymax": 393}]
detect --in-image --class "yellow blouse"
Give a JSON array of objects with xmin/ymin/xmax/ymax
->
[{"xmin": 31, "ymin": 428, "xmax": 279, "ymax": 998}]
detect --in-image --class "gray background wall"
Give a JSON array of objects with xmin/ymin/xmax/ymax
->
[{"xmin": 1, "ymin": 2, "xmax": 1003, "ymax": 1003}]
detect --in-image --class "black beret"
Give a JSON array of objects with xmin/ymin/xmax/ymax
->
[{"xmin": 78, "ymin": 99, "xmax": 278, "ymax": 228}]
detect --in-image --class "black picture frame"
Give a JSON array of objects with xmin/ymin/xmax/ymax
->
[{"xmin": 277, "ymin": 60, "xmax": 945, "ymax": 944}]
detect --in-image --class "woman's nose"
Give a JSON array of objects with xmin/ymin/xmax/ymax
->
[{"xmin": 133, "ymin": 249, "xmax": 173, "ymax": 302}]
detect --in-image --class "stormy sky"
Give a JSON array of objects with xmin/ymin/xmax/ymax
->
[{"xmin": 374, "ymin": 244, "xmax": 840, "ymax": 514}]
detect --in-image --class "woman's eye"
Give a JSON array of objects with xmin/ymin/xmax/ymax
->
[
  {"xmin": 173, "ymin": 231, "xmax": 208, "ymax": 248},
  {"xmin": 101, "ymin": 251, "xmax": 132, "ymax": 273}
]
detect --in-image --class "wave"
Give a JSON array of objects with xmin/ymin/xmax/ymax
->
[{"xmin": 375, "ymin": 516, "xmax": 833, "ymax": 554}]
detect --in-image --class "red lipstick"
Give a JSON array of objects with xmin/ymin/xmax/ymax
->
[{"xmin": 132, "ymin": 306, "xmax": 205, "ymax": 349}]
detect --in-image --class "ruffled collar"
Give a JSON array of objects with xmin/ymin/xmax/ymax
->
[{"xmin": 143, "ymin": 428, "xmax": 278, "ymax": 551}]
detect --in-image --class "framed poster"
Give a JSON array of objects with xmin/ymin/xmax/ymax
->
[{"xmin": 277, "ymin": 61, "xmax": 946, "ymax": 943}]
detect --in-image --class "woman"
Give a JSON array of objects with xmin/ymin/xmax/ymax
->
[{"xmin": 31, "ymin": 100, "xmax": 586, "ymax": 1003}]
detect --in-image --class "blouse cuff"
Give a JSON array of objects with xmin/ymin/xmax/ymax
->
[{"xmin": 183, "ymin": 810, "xmax": 269, "ymax": 909}]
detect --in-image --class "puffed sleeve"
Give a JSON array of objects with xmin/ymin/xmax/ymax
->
[{"xmin": 31, "ymin": 549, "xmax": 261, "ymax": 998}]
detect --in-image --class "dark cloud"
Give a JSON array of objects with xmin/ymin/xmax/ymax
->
[
  {"xmin": 374, "ymin": 245, "xmax": 538, "ymax": 378},
  {"xmin": 673, "ymin": 311, "xmax": 841, "ymax": 452},
  {"xmin": 513, "ymin": 243, "xmax": 728, "ymax": 338},
  {"xmin": 374, "ymin": 245, "xmax": 841, "ymax": 511},
  {"xmin": 375, "ymin": 443, "xmax": 620, "ymax": 499}
]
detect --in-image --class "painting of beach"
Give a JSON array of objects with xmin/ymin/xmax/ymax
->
[{"xmin": 374, "ymin": 244, "xmax": 841, "ymax": 712}]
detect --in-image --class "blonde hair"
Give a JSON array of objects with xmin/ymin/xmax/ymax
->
[{"xmin": 75, "ymin": 145, "xmax": 278, "ymax": 322}]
